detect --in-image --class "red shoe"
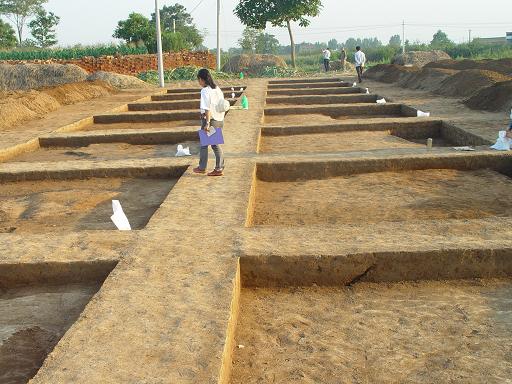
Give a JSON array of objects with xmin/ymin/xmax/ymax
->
[
  {"xmin": 207, "ymin": 169, "xmax": 224, "ymax": 176},
  {"xmin": 193, "ymin": 167, "xmax": 206, "ymax": 174}
]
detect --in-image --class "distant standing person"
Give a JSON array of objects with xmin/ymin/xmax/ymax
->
[
  {"xmin": 355, "ymin": 46, "xmax": 366, "ymax": 83},
  {"xmin": 340, "ymin": 47, "xmax": 347, "ymax": 71},
  {"xmin": 322, "ymin": 48, "xmax": 331, "ymax": 72}
]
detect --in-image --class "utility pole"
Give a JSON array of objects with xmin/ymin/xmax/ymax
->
[
  {"xmin": 469, "ymin": 29, "xmax": 472, "ymax": 43},
  {"xmin": 216, "ymin": 0, "xmax": 221, "ymax": 71},
  {"xmin": 402, "ymin": 20, "xmax": 405, "ymax": 54},
  {"xmin": 173, "ymin": 18, "xmax": 176, "ymax": 34},
  {"xmin": 155, "ymin": 0, "xmax": 165, "ymax": 88}
]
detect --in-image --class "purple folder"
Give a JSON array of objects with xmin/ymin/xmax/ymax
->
[{"xmin": 198, "ymin": 128, "xmax": 225, "ymax": 146}]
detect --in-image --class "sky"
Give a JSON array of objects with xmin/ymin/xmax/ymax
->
[{"xmin": 20, "ymin": 0, "xmax": 512, "ymax": 48}]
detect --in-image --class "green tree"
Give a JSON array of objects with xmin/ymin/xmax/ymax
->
[
  {"xmin": 28, "ymin": 8, "xmax": 59, "ymax": 47},
  {"xmin": 0, "ymin": 0, "xmax": 47, "ymax": 43},
  {"xmin": 255, "ymin": 32, "xmax": 280, "ymax": 54},
  {"xmin": 0, "ymin": 18, "xmax": 16, "ymax": 48},
  {"xmin": 431, "ymin": 30, "xmax": 453, "ymax": 49},
  {"xmin": 327, "ymin": 38, "xmax": 338, "ymax": 50},
  {"xmin": 234, "ymin": 0, "xmax": 323, "ymax": 68},
  {"xmin": 151, "ymin": 3, "xmax": 203, "ymax": 50},
  {"xmin": 389, "ymin": 34, "xmax": 401, "ymax": 47},
  {"xmin": 238, "ymin": 27, "xmax": 259, "ymax": 53},
  {"xmin": 113, "ymin": 12, "xmax": 152, "ymax": 46}
]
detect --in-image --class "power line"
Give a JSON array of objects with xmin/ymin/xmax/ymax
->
[{"xmin": 190, "ymin": 0, "xmax": 207, "ymax": 14}]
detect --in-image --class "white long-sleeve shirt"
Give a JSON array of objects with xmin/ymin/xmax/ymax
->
[
  {"xmin": 200, "ymin": 86, "xmax": 225, "ymax": 122},
  {"xmin": 355, "ymin": 51, "xmax": 366, "ymax": 67}
]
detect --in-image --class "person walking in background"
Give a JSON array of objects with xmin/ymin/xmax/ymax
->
[
  {"xmin": 340, "ymin": 47, "xmax": 347, "ymax": 71},
  {"xmin": 322, "ymin": 48, "xmax": 331, "ymax": 72},
  {"xmin": 355, "ymin": 46, "xmax": 366, "ymax": 83},
  {"xmin": 193, "ymin": 68, "xmax": 225, "ymax": 176}
]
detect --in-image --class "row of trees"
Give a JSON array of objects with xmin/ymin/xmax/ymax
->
[
  {"xmin": 238, "ymin": 27, "xmax": 280, "ymax": 54},
  {"xmin": 113, "ymin": 4, "xmax": 204, "ymax": 53},
  {"xmin": 0, "ymin": 0, "xmax": 60, "ymax": 48}
]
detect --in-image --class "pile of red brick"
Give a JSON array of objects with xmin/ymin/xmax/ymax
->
[{"xmin": 0, "ymin": 51, "xmax": 216, "ymax": 76}]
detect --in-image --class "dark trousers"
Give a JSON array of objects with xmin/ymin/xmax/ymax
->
[
  {"xmin": 323, "ymin": 59, "xmax": 330, "ymax": 72},
  {"xmin": 356, "ymin": 66, "xmax": 364, "ymax": 82},
  {"xmin": 199, "ymin": 117, "xmax": 224, "ymax": 170}
]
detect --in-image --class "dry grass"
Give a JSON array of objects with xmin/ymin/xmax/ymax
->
[{"xmin": 0, "ymin": 63, "xmax": 88, "ymax": 91}]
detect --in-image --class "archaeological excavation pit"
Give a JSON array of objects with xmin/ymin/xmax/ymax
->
[
  {"xmin": 0, "ymin": 168, "xmax": 185, "ymax": 233},
  {"xmin": 266, "ymin": 87, "xmax": 364, "ymax": 97},
  {"xmin": 250, "ymin": 157, "xmax": 512, "ymax": 227},
  {"xmin": 231, "ymin": 278, "xmax": 512, "ymax": 384},
  {"xmin": 0, "ymin": 261, "xmax": 116, "ymax": 384},
  {"xmin": 259, "ymin": 120, "xmax": 490, "ymax": 154},
  {"xmin": 263, "ymin": 104, "xmax": 414, "ymax": 126},
  {"xmin": 265, "ymin": 94, "xmax": 379, "ymax": 106},
  {"xmin": 81, "ymin": 120, "xmax": 199, "ymax": 132},
  {"xmin": 9, "ymin": 141, "xmax": 199, "ymax": 163}
]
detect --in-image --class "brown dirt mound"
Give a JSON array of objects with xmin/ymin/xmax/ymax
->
[
  {"xmin": 0, "ymin": 63, "xmax": 88, "ymax": 91},
  {"xmin": 365, "ymin": 64, "xmax": 419, "ymax": 83},
  {"xmin": 398, "ymin": 67, "xmax": 457, "ymax": 91},
  {"xmin": 328, "ymin": 60, "xmax": 356, "ymax": 73},
  {"xmin": 43, "ymin": 80, "xmax": 116, "ymax": 105},
  {"xmin": 86, "ymin": 71, "xmax": 154, "ymax": 89},
  {"xmin": 425, "ymin": 58, "xmax": 512, "ymax": 76},
  {"xmin": 0, "ymin": 81, "xmax": 116, "ymax": 130},
  {"xmin": 436, "ymin": 69, "xmax": 511, "ymax": 97},
  {"xmin": 464, "ymin": 80, "xmax": 512, "ymax": 112},
  {"xmin": 392, "ymin": 50, "xmax": 451, "ymax": 67},
  {"xmin": 222, "ymin": 54, "xmax": 287, "ymax": 75}
]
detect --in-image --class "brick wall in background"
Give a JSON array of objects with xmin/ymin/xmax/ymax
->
[{"xmin": 0, "ymin": 51, "xmax": 216, "ymax": 76}]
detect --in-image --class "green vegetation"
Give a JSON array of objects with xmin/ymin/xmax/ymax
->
[
  {"xmin": 235, "ymin": 0, "xmax": 323, "ymax": 68},
  {"xmin": 0, "ymin": 18, "xmax": 16, "ymax": 49},
  {"xmin": 238, "ymin": 27, "xmax": 280, "ymax": 55},
  {"xmin": 113, "ymin": 3, "xmax": 203, "ymax": 53},
  {"xmin": 138, "ymin": 66, "xmax": 234, "ymax": 83},
  {"xmin": 28, "ymin": 8, "xmax": 59, "ymax": 48},
  {"xmin": 137, "ymin": 64, "xmax": 307, "ymax": 83},
  {"xmin": 0, "ymin": 0, "xmax": 47, "ymax": 43},
  {"xmin": 0, "ymin": 44, "xmax": 148, "ymax": 60},
  {"xmin": 279, "ymin": 30, "xmax": 512, "ymax": 73}
]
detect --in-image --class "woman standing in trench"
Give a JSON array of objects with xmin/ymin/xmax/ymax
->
[{"xmin": 193, "ymin": 68, "xmax": 226, "ymax": 177}]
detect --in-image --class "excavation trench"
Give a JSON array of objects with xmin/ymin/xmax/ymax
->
[
  {"xmin": 0, "ymin": 261, "xmax": 116, "ymax": 384},
  {"xmin": 0, "ymin": 167, "xmax": 186, "ymax": 233}
]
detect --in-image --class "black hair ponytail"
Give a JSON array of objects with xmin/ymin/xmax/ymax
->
[{"xmin": 197, "ymin": 68, "xmax": 217, "ymax": 89}]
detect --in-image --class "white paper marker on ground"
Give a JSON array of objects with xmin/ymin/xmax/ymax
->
[
  {"xmin": 175, "ymin": 144, "xmax": 191, "ymax": 157},
  {"xmin": 490, "ymin": 131, "xmax": 511, "ymax": 151},
  {"xmin": 111, "ymin": 200, "xmax": 131, "ymax": 231},
  {"xmin": 376, "ymin": 98, "xmax": 387, "ymax": 104},
  {"xmin": 417, "ymin": 110, "xmax": 431, "ymax": 117},
  {"xmin": 453, "ymin": 146, "xmax": 475, "ymax": 151},
  {"xmin": 365, "ymin": 88, "xmax": 370, "ymax": 94},
  {"xmin": 352, "ymin": 82, "xmax": 357, "ymax": 87}
]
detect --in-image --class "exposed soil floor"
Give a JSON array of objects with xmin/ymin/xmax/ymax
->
[
  {"xmin": 83, "ymin": 120, "xmax": 198, "ymax": 131},
  {"xmin": 260, "ymin": 131, "xmax": 424, "ymax": 153},
  {"xmin": 0, "ymin": 177, "xmax": 177, "ymax": 233},
  {"xmin": 264, "ymin": 113, "xmax": 402, "ymax": 126},
  {"xmin": 253, "ymin": 169, "xmax": 512, "ymax": 226},
  {"xmin": 11, "ymin": 141, "xmax": 199, "ymax": 163},
  {"xmin": 231, "ymin": 279, "xmax": 512, "ymax": 384},
  {"xmin": 362, "ymin": 78, "xmax": 508, "ymax": 143},
  {"xmin": 0, "ymin": 282, "xmax": 102, "ymax": 384},
  {"xmin": 0, "ymin": 88, "xmax": 158, "ymax": 153}
]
